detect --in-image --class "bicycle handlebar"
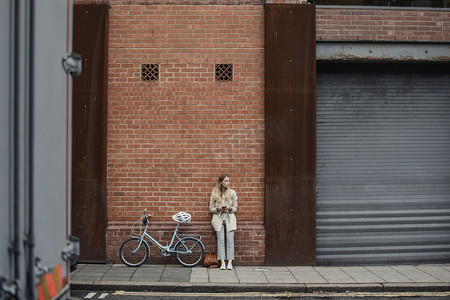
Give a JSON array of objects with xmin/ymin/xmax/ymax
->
[{"xmin": 142, "ymin": 209, "xmax": 151, "ymax": 225}]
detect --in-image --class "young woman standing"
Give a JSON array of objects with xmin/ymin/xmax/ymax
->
[{"xmin": 209, "ymin": 174, "xmax": 238, "ymax": 270}]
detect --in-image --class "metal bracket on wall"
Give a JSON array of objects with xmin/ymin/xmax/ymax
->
[
  {"xmin": 62, "ymin": 52, "xmax": 82, "ymax": 77},
  {"xmin": 0, "ymin": 277, "xmax": 18, "ymax": 298},
  {"xmin": 61, "ymin": 235, "xmax": 80, "ymax": 262},
  {"xmin": 35, "ymin": 258, "xmax": 49, "ymax": 278}
]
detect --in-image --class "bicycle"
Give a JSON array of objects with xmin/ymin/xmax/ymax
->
[{"xmin": 119, "ymin": 209, "xmax": 205, "ymax": 267}]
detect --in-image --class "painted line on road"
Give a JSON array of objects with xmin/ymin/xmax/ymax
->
[
  {"xmin": 84, "ymin": 292, "xmax": 97, "ymax": 299},
  {"xmin": 84, "ymin": 292, "xmax": 109, "ymax": 298}
]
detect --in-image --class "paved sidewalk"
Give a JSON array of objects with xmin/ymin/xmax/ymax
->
[{"xmin": 70, "ymin": 263, "xmax": 450, "ymax": 293}]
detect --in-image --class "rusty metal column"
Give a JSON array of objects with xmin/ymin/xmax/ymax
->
[
  {"xmin": 265, "ymin": 4, "xmax": 316, "ymax": 265},
  {"xmin": 72, "ymin": 4, "xmax": 109, "ymax": 263}
]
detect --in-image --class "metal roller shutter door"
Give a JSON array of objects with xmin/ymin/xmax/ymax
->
[{"xmin": 316, "ymin": 64, "xmax": 450, "ymax": 265}]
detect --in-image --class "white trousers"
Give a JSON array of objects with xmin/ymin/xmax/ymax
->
[{"xmin": 217, "ymin": 221, "xmax": 235, "ymax": 261}]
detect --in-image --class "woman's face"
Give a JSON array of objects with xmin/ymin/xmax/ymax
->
[{"xmin": 221, "ymin": 177, "xmax": 230, "ymax": 189}]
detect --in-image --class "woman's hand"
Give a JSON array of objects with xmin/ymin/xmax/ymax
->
[{"xmin": 217, "ymin": 205, "xmax": 231, "ymax": 212}]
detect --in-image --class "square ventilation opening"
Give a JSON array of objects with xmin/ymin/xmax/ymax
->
[
  {"xmin": 141, "ymin": 64, "xmax": 159, "ymax": 81},
  {"xmin": 215, "ymin": 64, "xmax": 233, "ymax": 82}
]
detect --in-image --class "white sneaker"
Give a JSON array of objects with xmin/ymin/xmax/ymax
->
[
  {"xmin": 227, "ymin": 263, "xmax": 233, "ymax": 270},
  {"xmin": 220, "ymin": 263, "xmax": 226, "ymax": 270}
]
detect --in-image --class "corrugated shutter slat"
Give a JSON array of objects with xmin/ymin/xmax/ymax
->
[{"xmin": 316, "ymin": 69, "xmax": 450, "ymax": 265}]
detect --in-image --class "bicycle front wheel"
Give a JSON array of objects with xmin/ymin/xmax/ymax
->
[
  {"xmin": 119, "ymin": 237, "xmax": 149, "ymax": 267},
  {"xmin": 175, "ymin": 237, "xmax": 205, "ymax": 267}
]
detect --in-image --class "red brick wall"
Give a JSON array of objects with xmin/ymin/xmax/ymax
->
[
  {"xmin": 317, "ymin": 7, "xmax": 450, "ymax": 42},
  {"xmin": 74, "ymin": 0, "xmax": 450, "ymax": 265},
  {"xmin": 104, "ymin": 2, "xmax": 266, "ymax": 265}
]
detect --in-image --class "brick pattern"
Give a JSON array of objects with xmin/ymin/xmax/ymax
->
[
  {"xmin": 265, "ymin": 0, "xmax": 308, "ymax": 3},
  {"xmin": 317, "ymin": 7, "xmax": 450, "ymax": 42},
  {"xmin": 104, "ymin": 2, "xmax": 265, "ymax": 264}
]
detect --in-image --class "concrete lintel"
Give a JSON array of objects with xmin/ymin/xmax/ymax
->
[{"xmin": 317, "ymin": 41, "xmax": 450, "ymax": 62}]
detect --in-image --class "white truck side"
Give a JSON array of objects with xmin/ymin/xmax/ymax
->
[{"xmin": 1, "ymin": 0, "xmax": 80, "ymax": 299}]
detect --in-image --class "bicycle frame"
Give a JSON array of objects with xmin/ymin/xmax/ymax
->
[{"xmin": 133, "ymin": 222, "xmax": 201, "ymax": 255}]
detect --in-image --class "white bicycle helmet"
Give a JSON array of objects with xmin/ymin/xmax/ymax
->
[{"xmin": 172, "ymin": 211, "xmax": 191, "ymax": 224}]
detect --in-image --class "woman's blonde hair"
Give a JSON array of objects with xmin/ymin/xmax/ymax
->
[{"xmin": 212, "ymin": 174, "xmax": 231, "ymax": 204}]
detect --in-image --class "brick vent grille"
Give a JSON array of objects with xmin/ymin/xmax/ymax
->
[
  {"xmin": 215, "ymin": 64, "xmax": 233, "ymax": 82},
  {"xmin": 141, "ymin": 64, "xmax": 159, "ymax": 81}
]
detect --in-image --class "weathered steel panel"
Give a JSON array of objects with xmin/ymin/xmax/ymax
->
[
  {"xmin": 265, "ymin": 4, "xmax": 316, "ymax": 265},
  {"xmin": 317, "ymin": 42, "xmax": 450, "ymax": 62},
  {"xmin": 72, "ymin": 4, "xmax": 108, "ymax": 263}
]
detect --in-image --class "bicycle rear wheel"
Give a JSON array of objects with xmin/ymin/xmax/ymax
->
[
  {"xmin": 119, "ymin": 237, "xmax": 149, "ymax": 267},
  {"xmin": 175, "ymin": 237, "xmax": 205, "ymax": 267}
]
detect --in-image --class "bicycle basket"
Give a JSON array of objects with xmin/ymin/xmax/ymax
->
[
  {"xmin": 131, "ymin": 218, "xmax": 145, "ymax": 236},
  {"xmin": 172, "ymin": 211, "xmax": 191, "ymax": 224}
]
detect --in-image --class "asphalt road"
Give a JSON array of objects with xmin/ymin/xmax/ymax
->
[{"xmin": 70, "ymin": 289, "xmax": 450, "ymax": 300}]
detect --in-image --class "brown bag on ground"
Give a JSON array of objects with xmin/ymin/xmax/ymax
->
[{"xmin": 203, "ymin": 253, "xmax": 220, "ymax": 268}]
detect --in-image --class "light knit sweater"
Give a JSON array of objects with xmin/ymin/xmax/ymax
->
[{"xmin": 209, "ymin": 188, "xmax": 238, "ymax": 232}]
